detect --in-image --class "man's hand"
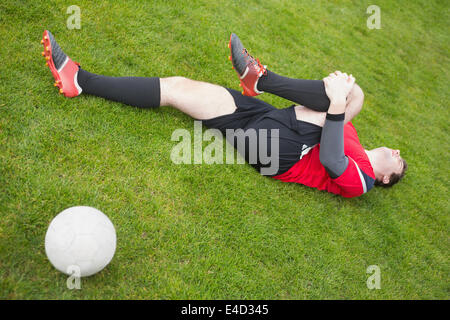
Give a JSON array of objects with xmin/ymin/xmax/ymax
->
[{"xmin": 323, "ymin": 71, "xmax": 355, "ymax": 105}]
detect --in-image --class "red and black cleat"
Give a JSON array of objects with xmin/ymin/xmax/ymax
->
[
  {"xmin": 41, "ymin": 30, "xmax": 82, "ymax": 97},
  {"xmin": 228, "ymin": 33, "xmax": 267, "ymax": 96}
]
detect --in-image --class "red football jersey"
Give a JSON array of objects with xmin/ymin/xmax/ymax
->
[{"xmin": 272, "ymin": 122, "xmax": 375, "ymax": 198}]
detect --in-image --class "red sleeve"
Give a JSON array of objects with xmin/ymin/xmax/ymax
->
[{"xmin": 332, "ymin": 157, "xmax": 372, "ymax": 198}]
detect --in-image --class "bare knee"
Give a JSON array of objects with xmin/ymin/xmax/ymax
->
[
  {"xmin": 163, "ymin": 76, "xmax": 190, "ymax": 90},
  {"xmin": 160, "ymin": 76, "xmax": 190, "ymax": 106},
  {"xmin": 348, "ymin": 83, "xmax": 364, "ymax": 104},
  {"xmin": 169, "ymin": 76, "xmax": 189, "ymax": 85},
  {"xmin": 343, "ymin": 83, "xmax": 364, "ymax": 123}
]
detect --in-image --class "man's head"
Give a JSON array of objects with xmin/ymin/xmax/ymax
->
[{"xmin": 366, "ymin": 147, "xmax": 408, "ymax": 187}]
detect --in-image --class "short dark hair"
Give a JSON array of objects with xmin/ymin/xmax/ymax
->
[{"xmin": 374, "ymin": 158, "xmax": 408, "ymax": 188}]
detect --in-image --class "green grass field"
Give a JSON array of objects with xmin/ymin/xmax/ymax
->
[{"xmin": 0, "ymin": 0, "xmax": 448, "ymax": 299}]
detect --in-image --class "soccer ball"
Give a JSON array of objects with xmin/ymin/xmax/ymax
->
[{"xmin": 45, "ymin": 206, "xmax": 117, "ymax": 277}]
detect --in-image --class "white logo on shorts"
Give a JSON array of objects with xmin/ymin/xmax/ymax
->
[{"xmin": 300, "ymin": 144, "xmax": 314, "ymax": 160}]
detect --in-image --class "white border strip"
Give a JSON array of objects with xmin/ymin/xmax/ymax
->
[
  {"xmin": 240, "ymin": 66, "xmax": 249, "ymax": 79},
  {"xmin": 57, "ymin": 57, "xmax": 69, "ymax": 73},
  {"xmin": 351, "ymin": 158, "xmax": 367, "ymax": 194},
  {"xmin": 74, "ymin": 70, "xmax": 82, "ymax": 94}
]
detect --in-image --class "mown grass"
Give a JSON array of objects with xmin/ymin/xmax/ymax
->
[{"xmin": 0, "ymin": 0, "xmax": 448, "ymax": 299}]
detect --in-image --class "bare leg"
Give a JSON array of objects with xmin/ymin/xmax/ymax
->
[
  {"xmin": 294, "ymin": 84, "xmax": 365, "ymax": 127},
  {"xmin": 160, "ymin": 76, "xmax": 364, "ymax": 125},
  {"xmin": 160, "ymin": 77, "xmax": 237, "ymax": 120}
]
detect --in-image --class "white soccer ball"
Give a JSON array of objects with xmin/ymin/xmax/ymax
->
[{"xmin": 45, "ymin": 206, "xmax": 116, "ymax": 277}]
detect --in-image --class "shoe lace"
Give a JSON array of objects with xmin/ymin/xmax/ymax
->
[{"xmin": 242, "ymin": 48, "xmax": 267, "ymax": 76}]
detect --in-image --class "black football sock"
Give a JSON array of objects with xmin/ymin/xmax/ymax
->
[
  {"xmin": 257, "ymin": 70, "xmax": 330, "ymax": 112},
  {"xmin": 76, "ymin": 68, "xmax": 160, "ymax": 108}
]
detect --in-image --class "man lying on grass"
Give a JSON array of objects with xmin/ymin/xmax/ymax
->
[{"xmin": 40, "ymin": 30, "xmax": 407, "ymax": 198}]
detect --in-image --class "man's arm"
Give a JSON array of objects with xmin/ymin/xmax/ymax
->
[
  {"xmin": 320, "ymin": 111, "xmax": 348, "ymax": 178},
  {"xmin": 319, "ymin": 71, "xmax": 355, "ymax": 178}
]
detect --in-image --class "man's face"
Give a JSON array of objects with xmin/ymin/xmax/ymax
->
[{"xmin": 374, "ymin": 147, "xmax": 404, "ymax": 177}]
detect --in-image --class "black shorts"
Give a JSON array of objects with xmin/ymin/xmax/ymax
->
[{"xmin": 202, "ymin": 88, "xmax": 322, "ymax": 176}]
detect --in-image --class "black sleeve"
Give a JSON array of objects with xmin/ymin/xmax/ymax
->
[{"xmin": 319, "ymin": 113, "xmax": 349, "ymax": 179}]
